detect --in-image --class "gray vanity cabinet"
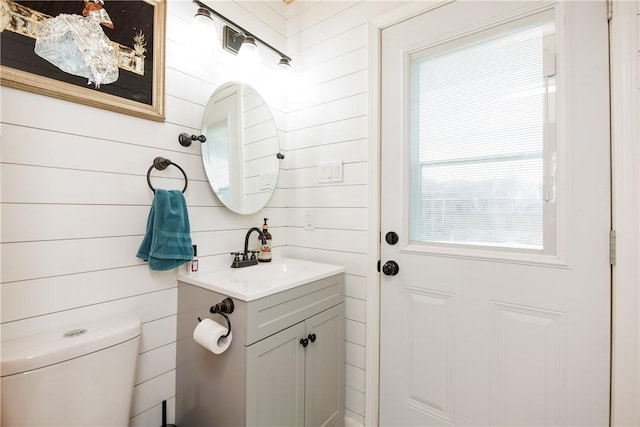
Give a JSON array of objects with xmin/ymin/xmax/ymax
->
[
  {"xmin": 176, "ymin": 273, "xmax": 345, "ymax": 427},
  {"xmin": 246, "ymin": 304, "xmax": 344, "ymax": 427},
  {"xmin": 304, "ymin": 305, "xmax": 345, "ymax": 426}
]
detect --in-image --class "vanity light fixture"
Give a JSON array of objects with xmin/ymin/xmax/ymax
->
[{"xmin": 193, "ymin": 0, "xmax": 292, "ymax": 68}]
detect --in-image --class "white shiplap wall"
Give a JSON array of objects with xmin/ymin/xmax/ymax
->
[
  {"xmin": 0, "ymin": 1, "xmax": 288, "ymax": 426},
  {"xmin": 283, "ymin": 2, "xmax": 411, "ymax": 423}
]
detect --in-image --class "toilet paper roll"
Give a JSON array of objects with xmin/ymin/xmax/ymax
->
[{"xmin": 193, "ymin": 318, "xmax": 232, "ymax": 354}]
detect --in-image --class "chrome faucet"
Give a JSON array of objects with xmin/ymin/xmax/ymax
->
[{"xmin": 230, "ymin": 227, "xmax": 266, "ymax": 268}]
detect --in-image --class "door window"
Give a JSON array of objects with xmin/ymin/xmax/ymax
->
[{"xmin": 409, "ymin": 11, "xmax": 556, "ymax": 253}]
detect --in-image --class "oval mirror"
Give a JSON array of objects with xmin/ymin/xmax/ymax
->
[{"xmin": 201, "ymin": 82, "xmax": 280, "ymax": 214}]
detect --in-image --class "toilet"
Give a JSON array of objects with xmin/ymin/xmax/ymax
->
[{"xmin": 1, "ymin": 312, "xmax": 141, "ymax": 427}]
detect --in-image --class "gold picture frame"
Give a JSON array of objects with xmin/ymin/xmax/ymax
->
[{"xmin": 0, "ymin": 0, "xmax": 166, "ymax": 122}]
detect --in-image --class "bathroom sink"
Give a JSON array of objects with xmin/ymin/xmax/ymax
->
[
  {"xmin": 230, "ymin": 262, "xmax": 307, "ymax": 282},
  {"xmin": 178, "ymin": 257, "xmax": 345, "ymax": 301}
]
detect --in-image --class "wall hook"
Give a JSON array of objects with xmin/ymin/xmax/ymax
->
[{"xmin": 179, "ymin": 133, "xmax": 206, "ymax": 147}]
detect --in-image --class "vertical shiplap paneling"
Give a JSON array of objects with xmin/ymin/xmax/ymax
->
[
  {"xmin": 0, "ymin": 0, "xmax": 288, "ymax": 425},
  {"xmin": 284, "ymin": 2, "xmax": 408, "ymax": 424}
]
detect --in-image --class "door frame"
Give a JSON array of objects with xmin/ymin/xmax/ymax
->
[
  {"xmin": 609, "ymin": 1, "xmax": 640, "ymax": 425},
  {"xmin": 364, "ymin": 1, "xmax": 640, "ymax": 426}
]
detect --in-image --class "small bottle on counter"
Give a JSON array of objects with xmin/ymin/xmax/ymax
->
[
  {"xmin": 187, "ymin": 244, "xmax": 199, "ymax": 273},
  {"xmin": 258, "ymin": 218, "xmax": 272, "ymax": 262}
]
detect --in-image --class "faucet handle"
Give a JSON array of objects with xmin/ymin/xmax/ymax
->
[
  {"xmin": 230, "ymin": 252, "xmax": 241, "ymax": 262},
  {"xmin": 250, "ymin": 250, "xmax": 259, "ymax": 260}
]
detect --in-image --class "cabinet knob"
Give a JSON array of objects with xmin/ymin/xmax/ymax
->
[
  {"xmin": 300, "ymin": 337, "xmax": 309, "ymax": 348},
  {"xmin": 308, "ymin": 333, "xmax": 316, "ymax": 343}
]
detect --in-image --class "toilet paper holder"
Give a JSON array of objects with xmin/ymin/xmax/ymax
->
[{"xmin": 197, "ymin": 297, "xmax": 234, "ymax": 338}]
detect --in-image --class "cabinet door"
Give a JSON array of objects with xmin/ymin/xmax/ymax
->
[
  {"xmin": 246, "ymin": 321, "xmax": 306, "ymax": 427},
  {"xmin": 304, "ymin": 304, "xmax": 345, "ymax": 427}
]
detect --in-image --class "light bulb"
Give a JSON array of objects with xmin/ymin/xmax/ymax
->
[
  {"xmin": 277, "ymin": 57, "xmax": 291, "ymax": 71},
  {"xmin": 275, "ymin": 57, "xmax": 293, "ymax": 102},
  {"xmin": 237, "ymin": 36, "xmax": 260, "ymax": 68},
  {"xmin": 236, "ymin": 36, "xmax": 261, "ymax": 84},
  {"xmin": 277, "ymin": 57, "xmax": 292, "ymax": 79},
  {"xmin": 190, "ymin": 7, "xmax": 218, "ymax": 55}
]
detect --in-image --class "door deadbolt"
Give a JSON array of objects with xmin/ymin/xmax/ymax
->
[
  {"xmin": 382, "ymin": 260, "xmax": 400, "ymax": 276},
  {"xmin": 385, "ymin": 231, "xmax": 399, "ymax": 245}
]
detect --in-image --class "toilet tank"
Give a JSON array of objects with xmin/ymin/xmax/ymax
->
[{"xmin": 1, "ymin": 313, "xmax": 141, "ymax": 427}]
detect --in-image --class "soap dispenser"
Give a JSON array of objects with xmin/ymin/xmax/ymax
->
[{"xmin": 258, "ymin": 218, "xmax": 272, "ymax": 262}]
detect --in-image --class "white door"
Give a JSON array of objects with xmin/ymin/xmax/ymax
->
[{"xmin": 380, "ymin": 2, "xmax": 611, "ymax": 426}]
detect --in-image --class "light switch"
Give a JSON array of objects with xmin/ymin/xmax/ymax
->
[
  {"xmin": 331, "ymin": 162, "xmax": 343, "ymax": 182},
  {"xmin": 318, "ymin": 161, "xmax": 343, "ymax": 183}
]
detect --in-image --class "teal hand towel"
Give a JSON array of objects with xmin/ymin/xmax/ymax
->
[{"xmin": 137, "ymin": 189, "xmax": 194, "ymax": 271}]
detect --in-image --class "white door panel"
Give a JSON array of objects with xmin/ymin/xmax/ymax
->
[{"xmin": 380, "ymin": 1, "xmax": 610, "ymax": 425}]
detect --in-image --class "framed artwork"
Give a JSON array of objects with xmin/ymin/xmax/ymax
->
[{"xmin": 0, "ymin": 0, "xmax": 166, "ymax": 121}]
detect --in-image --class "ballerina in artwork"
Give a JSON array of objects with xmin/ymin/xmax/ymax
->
[
  {"xmin": 34, "ymin": 0, "xmax": 119, "ymax": 88},
  {"xmin": 0, "ymin": 0, "xmax": 12, "ymax": 32}
]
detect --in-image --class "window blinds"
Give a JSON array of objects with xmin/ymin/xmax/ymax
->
[{"xmin": 409, "ymin": 18, "xmax": 553, "ymax": 251}]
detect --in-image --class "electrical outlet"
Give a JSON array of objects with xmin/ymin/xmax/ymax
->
[{"xmin": 303, "ymin": 209, "xmax": 316, "ymax": 231}]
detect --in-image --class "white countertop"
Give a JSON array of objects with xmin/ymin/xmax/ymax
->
[{"xmin": 178, "ymin": 257, "xmax": 345, "ymax": 301}]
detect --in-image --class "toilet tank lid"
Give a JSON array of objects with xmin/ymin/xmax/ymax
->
[{"xmin": 1, "ymin": 313, "xmax": 141, "ymax": 377}]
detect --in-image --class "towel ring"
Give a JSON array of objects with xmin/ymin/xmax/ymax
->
[{"xmin": 147, "ymin": 157, "xmax": 188, "ymax": 193}]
